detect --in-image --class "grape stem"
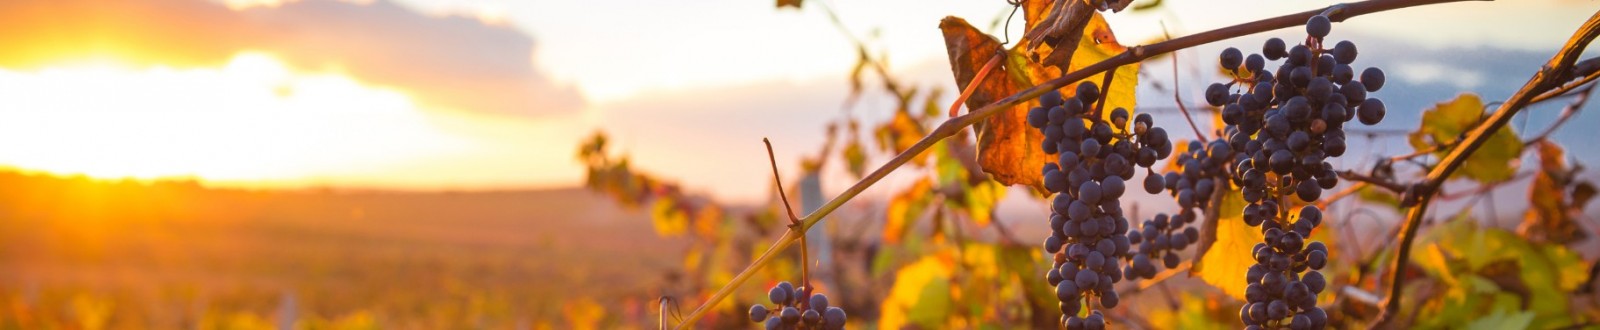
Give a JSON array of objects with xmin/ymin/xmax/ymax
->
[
  {"xmin": 672, "ymin": 0, "xmax": 1482, "ymax": 326},
  {"xmin": 1374, "ymin": 11, "xmax": 1600, "ymax": 328},
  {"xmin": 763, "ymin": 138, "xmax": 812, "ymax": 310},
  {"xmin": 1094, "ymin": 62, "xmax": 1117, "ymax": 117},
  {"xmin": 1164, "ymin": 24, "xmax": 1210, "ymax": 143}
]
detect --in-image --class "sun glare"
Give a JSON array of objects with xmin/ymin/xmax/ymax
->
[{"xmin": 0, "ymin": 51, "xmax": 474, "ymax": 187}]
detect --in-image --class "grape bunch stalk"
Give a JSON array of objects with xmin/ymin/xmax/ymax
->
[
  {"xmin": 1204, "ymin": 15, "xmax": 1387, "ymax": 330},
  {"xmin": 1028, "ymin": 80, "xmax": 1172, "ymax": 329},
  {"xmin": 748, "ymin": 281, "xmax": 846, "ymax": 330}
]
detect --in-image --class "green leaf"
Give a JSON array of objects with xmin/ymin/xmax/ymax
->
[
  {"xmin": 1413, "ymin": 215, "xmax": 1587, "ymax": 329},
  {"xmin": 1407, "ymin": 94, "xmax": 1522, "ymax": 183},
  {"xmin": 1464, "ymin": 308, "xmax": 1535, "ymax": 330}
]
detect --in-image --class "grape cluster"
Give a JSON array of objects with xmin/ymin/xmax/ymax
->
[
  {"xmin": 1124, "ymin": 212, "xmax": 1199, "ymax": 279},
  {"xmin": 749, "ymin": 281, "xmax": 846, "ymax": 330},
  {"xmin": 1028, "ymin": 81, "xmax": 1171, "ymax": 329},
  {"xmin": 1241, "ymin": 206, "xmax": 1331, "ymax": 330},
  {"xmin": 1202, "ymin": 15, "xmax": 1387, "ymax": 329},
  {"xmin": 1132, "ymin": 137, "xmax": 1235, "ymax": 274}
]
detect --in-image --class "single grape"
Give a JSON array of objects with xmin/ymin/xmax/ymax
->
[
  {"xmin": 769, "ymin": 284, "xmax": 790, "ymax": 305},
  {"xmin": 823, "ymin": 307, "xmax": 847, "ymax": 329},
  {"xmin": 1041, "ymin": 89, "xmax": 1065, "ymax": 108},
  {"xmin": 1221, "ymin": 47, "xmax": 1244, "ymax": 72},
  {"xmin": 1358, "ymin": 98, "xmax": 1386, "ymax": 125},
  {"xmin": 1077, "ymin": 82, "xmax": 1101, "ymax": 103},
  {"xmin": 1303, "ymin": 270, "xmax": 1327, "ymax": 293},
  {"xmin": 1308, "ymin": 250, "xmax": 1328, "ymax": 270},
  {"xmin": 1144, "ymin": 172, "xmax": 1165, "ymax": 194},
  {"xmin": 1361, "ymin": 67, "xmax": 1385, "ymax": 92},
  {"xmin": 1264, "ymin": 38, "xmax": 1288, "ymax": 60},
  {"xmin": 1296, "ymin": 179, "xmax": 1321, "ymax": 201},
  {"xmin": 1246, "ymin": 54, "xmax": 1265, "ymax": 73},
  {"xmin": 809, "ymin": 294, "xmax": 829, "ymax": 311},
  {"xmin": 749, "ymin": 304, "xmax": 769, "ymax": 322},
  {"xmin": 1103, "ymin": 176, "xmax": 1126, "ymax": 198},
  {"xmin": 1306, "ymin": 15, "xmax": 1332, "ymax": 38},
  {"xmin": 802, "ymin": 309, "xmax": 821, "ymax": 325},
  {"xmin": 780, "ymin": 306, "xmax": 801, "ymax": 324},
  {"xmin": 1332, "ymin": 40, "xmax": 1358, "ymax": 64}
]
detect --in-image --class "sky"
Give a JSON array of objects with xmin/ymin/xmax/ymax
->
[{"xmin": 0, "ymin": 0, "xmax": 1594, "ymax": 201}]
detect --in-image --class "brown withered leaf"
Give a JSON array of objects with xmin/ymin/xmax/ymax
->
[
  {"xmin": 1518, "ymin": 140, "xmax": 1590, "ymax": 243},
  {"xmin": 941, "ymin": 14, "xmax": 1138, "ymax": 193},
  {"xmin": 1024, "ymin": 0, "xmax": 1090, "ymax": 66},
  {"xmin": 776, "ymin": 0, "xmax": 801, "ymax": 9}
]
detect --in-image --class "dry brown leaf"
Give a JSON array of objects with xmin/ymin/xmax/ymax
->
[
  {"xmin": 940, "ymin": 13, "xmax": 1137, "ymax": 193},
  {"xmin": 1518, "ymin": 140, "xmax": 1590, "ymax": 243}
]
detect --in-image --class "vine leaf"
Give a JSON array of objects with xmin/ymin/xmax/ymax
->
[
  {"xmin": 876, "ymin": 107, "xmax": 932, "ymax": 166},
  {"xmin": 1517, "ymin": 140, "xmax": 1591, "ymax": 243},
  {"xmin": 1407, "ymin": 94, "xmax": 1522, "ymax": 183},
  {"xmin": 940, "ymin": 13, "xmax": 1137, "ymax": 193},
  {"xmin": 1193, "ymin": 188, "xmax": 1256, "ymax": 300},
  {"xmin": 1410, "ymin": 215, "xmax": 1587, "ymax": 329},
  {"xmin": 878, "ymin": 249, "xmax": 956, "ymax": 329},
  {"xmin": 935, "ymin": 134, "xmax": 1006, "ymax": 227},
  {"xmin": 775, "ymin": 0, "xmax": 801, "ymax": 9},
  {"xmin": 884, "ymin": 178, "xmax": 934, "ymax": 243},
  {"xmin": 649, "ymin": 196, "xmax": 690, "ymax": 236}
]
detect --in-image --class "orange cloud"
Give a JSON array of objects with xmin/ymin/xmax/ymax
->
[{"xmin": 0, "ymin": 0, "xmax": 582, "ymax": 117}]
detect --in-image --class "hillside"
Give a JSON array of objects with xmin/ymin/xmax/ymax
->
[{"xmin": 0, "ymin": 171, "xmax": 681, "ymax": 328}]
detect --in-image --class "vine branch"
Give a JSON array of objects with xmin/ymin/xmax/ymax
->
[
  {"xmin": 674, "ymin": 0, "xmax": 1481, "ymax": 326},
  {"xmin": 1374, "ymin": 10, "xmax": 1600, "ymax": 328}
]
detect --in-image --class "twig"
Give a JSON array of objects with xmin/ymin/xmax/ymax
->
[
  {"xmin": 1387, "ymin": 146, "xmax": 1439, "ymax": 163},
  {"xmin": 673, "ymin": 1, "xmax": 1482, "ymax": 326},
  {"xmin": 1434, "ymin": 171, "xmax": 1532, "ymax": 201},
  {"xmin": 1374, "ymin": 11, "xmax": 1600, "ymax": 327},
  {"xmin": 1524, "ymin": 83, "xmax": 1593, "ymax": 146},
  {"xmin": 1164, "ymin": 24, "xmax": 1209, "ymax": 143},
  {"xmin": 1528, "ymin": 56, "xmax": 1600, "ymax": 105},
  {"xmin": 763, "ymin": 138, "xmax": 811, "ymax": 304},
  {"xmin": 1316, "ymin": 181, "xmax": 1370, "ymax": 209},
  {"xmin": 1341, "ymin": 285, "xmax": 1383, "ymax": 307},
  {"xmin": 1338, "ymin": 170, "xmax": 1406, "ymax": 194}
]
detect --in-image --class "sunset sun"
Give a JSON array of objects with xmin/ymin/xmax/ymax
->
[{"xmin": 0, "ymin": 52, "xmax": 469, "ymax": 185}]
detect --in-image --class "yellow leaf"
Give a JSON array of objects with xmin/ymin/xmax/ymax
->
[
  {"xmin": 649, "ymin": 197, "xmax": 688, "ymax": 236},
  {"xmin": 879, "ymin": 251, "xmax": 957, "ymax": 329},
  {"xmin": 1194, "ymin": 192, "xmax": 1260, "ymax": 300},
  {"xmin": 884, "ymin": 179, "xmax": 934, "ymax": 243}
]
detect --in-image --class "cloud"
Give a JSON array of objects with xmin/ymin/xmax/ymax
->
[{"xmin": 0, "ymin": 0, "xmax": 582, "ymax": 117}]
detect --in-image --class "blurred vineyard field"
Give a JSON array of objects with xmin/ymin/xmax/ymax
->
[{"xmin": 0, "ymin": 170, "xmax": 685, "ymax": 329}]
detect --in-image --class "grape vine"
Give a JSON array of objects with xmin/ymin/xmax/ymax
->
[{"xmin": 668, "ymin": 1, "xmax": 1543, "ymax": 328}]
